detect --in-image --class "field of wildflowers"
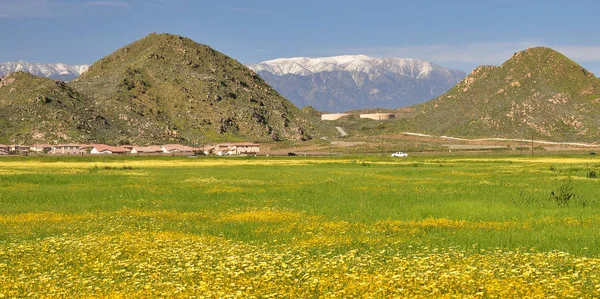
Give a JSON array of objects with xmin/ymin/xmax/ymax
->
[{"xmin": 1, "ymin": 155, "xmax": 600, "ymax": 297}]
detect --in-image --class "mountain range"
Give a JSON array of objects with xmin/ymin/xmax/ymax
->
[
  {"xmin": 249, "ymin": 55, "xmax": 466, "ymax": 112},
  {"xmin": 2, "ymin": 55, "xmax": 466, "ymax": 113},
  {"xmin": 3, "ymin": 33, "xmax": 600, "ymax": 144},
  {"xmin": 0, "ymin": 61, "xmax": 89, "ymax": 81}
]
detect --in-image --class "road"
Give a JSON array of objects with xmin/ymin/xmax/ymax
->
[
  {"xmin": 336, "ymin": 127, "xmax": 348, "ymax": 137},
  {"xmin": 402, "ymin": 132, "xmax": 600, "ymax": 148}
]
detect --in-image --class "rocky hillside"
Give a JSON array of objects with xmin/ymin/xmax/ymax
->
[
  {"xmin": 0, "ymin": 72, "xmax": 107, "ymax": 144},
  {"xmin": 396, "ymin": 47, "xmax": 600, "ymax": 142},
  {"xmin": 250, "ymin": 55, "xmax": 465, "ymax": 112},
  {"xmin": 0, "ymin": 33, "xmax": 334, "ymax": 145},
  {"xmin": 69, "ymin": 33, "xmax": 331, "ymax": 144}
]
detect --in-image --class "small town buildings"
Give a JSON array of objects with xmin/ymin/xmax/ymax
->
[
  {"xmin": 216, "ymin": 142, "xmax": 260, "ymax": 155},
  {"xmin": 0, "ymin": 141, "xmax": 259, "ymax": 156},
  {"xmin": 51, "ymin": 144, "xmax": 85, "ymax": 155},
  {"xmin": 9, "ymin": 145, "xmax": 31, "ymax": 153},
  {"xmin": 234, "ymin": 142, "xmax": 260, "ymax": 155},
  {"xmin": 31, "ymin": 144, "xmax": 53, "ymax": 153},
  {"xmin": 201, "ymin": 145, "xmax": 216, "ymax": 156},
  {"xmin": 131, "ymin": 146, "xmax": 163, "ymax": 154},
  {"xmin": 90, "ymin": 144, "xmax": 128, "ymax": 155},
  {"xmin": 215, "ymin": 144, "xmax": 233, "ymax": 156},
  {"xmin": 161, "ymin": 144, "xmax": 195, "ymax": 155}
]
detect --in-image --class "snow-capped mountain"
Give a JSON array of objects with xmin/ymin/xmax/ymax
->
[
  {"xmin": 249, "ymin": 55, "xmax": 466, "ymax": 112},
  {"xmin": 0, "ymin": 61, "xmax": 89, "ymax": 81}
]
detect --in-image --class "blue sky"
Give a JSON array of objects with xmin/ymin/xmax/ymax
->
[{"xmin": 2, "ymin": 0, "xmax": 600, "ymax": 74}]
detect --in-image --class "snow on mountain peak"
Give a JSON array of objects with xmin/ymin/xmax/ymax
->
[
  {"xmin": 249, "ymin": 55, "xmax": 467, "ymax": 112},
  {"xmin": 249, "ymin": 55, "xmax": 449, "ymax": 79}
]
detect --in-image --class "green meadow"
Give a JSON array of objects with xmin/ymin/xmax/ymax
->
[{"xmin": 1, "ymin": 155, "xmax": 600, "ymax": 297}]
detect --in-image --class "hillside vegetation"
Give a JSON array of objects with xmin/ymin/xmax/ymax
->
[
  {"xmin": 395, "ymin": 47, "xmax": 600, "ymax": 142},
  {"xmin": 0, "ymin": 72, "xmax": 107, "ymax": 144}
]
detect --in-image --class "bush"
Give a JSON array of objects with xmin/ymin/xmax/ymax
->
[
  {"xmin": 549, "ymin": 179, "xmax": 578, "ymax": 207},
  {"xmin": 587, "ymin": 169, "xmax": 597, "ymax": 178}
]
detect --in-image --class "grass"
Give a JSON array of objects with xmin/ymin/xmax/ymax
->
[{"xmin": 1, "ymin": 155, "xmax": 600, "ymax": 297}]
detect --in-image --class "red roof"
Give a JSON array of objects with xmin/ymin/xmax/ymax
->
[
  {"xmin": 231, "ymin": 142, "xmax": 260, "ymax": 146},
  {"xmin": 217, "ymin": 142, "xmax": 260, "ymax": 147},
  {"xmin": 93, "ymin": 144, "xmax": 128, "ymax": 153},
  {"xmin": 32, "ymin": 144, "xmax": 52, "ymax": 148},
  {"xmin": 161, "ymin": 144, "xmax": 195, "ymax": 152},
  {"xmin": 134, "ymin": 146, "xmax": 163, "ymax": 153}
]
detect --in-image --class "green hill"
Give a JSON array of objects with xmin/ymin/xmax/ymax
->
[
  {"xmin": 69, "ymin": 33, "xmax": 332, "ymax": 144},
  {"xmin": 0, "ymin": 33, "xmax": 334, "ymax": 145},
  {"xmin": 0, "ymin": 72, "xmax": 109, "ymax": 144},
  {"xmin": 396, "ymin": 47, "xmax": 600, "ymax": 142}
]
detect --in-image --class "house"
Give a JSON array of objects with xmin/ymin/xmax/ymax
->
[
  {"xmin": 31, "ymin": 144, "xmax": 53, "ymax": 153},
  {"xmin": 51, "ymin": 144, "xmax": 84, "ymax": 155},
  {"xmin": 161, "ymin": 144, "xmax": 195, "ymax": 155},
  {"xmin": 78, "ymin": 145, "xmax": 94, "ymax": 153},
  {"xmin": 216, "ymin": 142, "xmax": 260, "ymax": 155},
  {"xmin": 200, "ymin": 145, "xmax": 216, "ymax": 156},
  {"xmin": 214, "ymin": 144, "xmax": 234, "ymax": 156},
  {"xmin": 232, "ymin": 142, "xmax": 260, "ymax": 155},
  {"xmin": 90, "ymin": 144, "xmax": 128, "ymax": 155},
  {"xmin": 9, "ymin": 145, "xmax": 31, "ymax": 153},
  {"xmin": 130, "ymin": 146, "xmax": 164, "ymax": 154}
]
